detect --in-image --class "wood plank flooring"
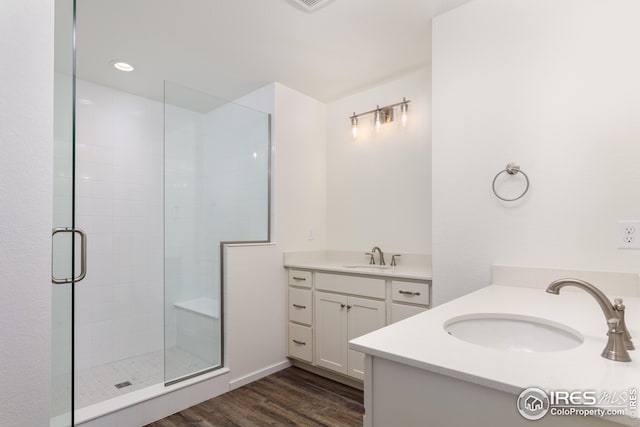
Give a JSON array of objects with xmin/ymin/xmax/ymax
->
[{"xmin": 145, "ymin": 367, "xmax": 364, "ymax": 427}]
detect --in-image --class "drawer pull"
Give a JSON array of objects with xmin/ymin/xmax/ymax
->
[
  {"xmin": 292, "ymin": 339, "xmax": 306, "ymax": 345},
  {"xmin": 292, "ymin": 276, "xmax": 307, "ymax": 281},
  {"xmin": 292, "ymin": 304, "xmax": 307, "ymax": 309},
  {"xmin": 399, "ymin": 290, "xmax": 421, "ymax": 296}
]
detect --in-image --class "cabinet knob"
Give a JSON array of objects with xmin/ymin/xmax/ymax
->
[
  {"xmin": 347, "ymin": 305, "xmax": 352, "ymax": 310},
  {"xmin": 340, "ymin": 304, "xmax": 346, "ymax": 309}
]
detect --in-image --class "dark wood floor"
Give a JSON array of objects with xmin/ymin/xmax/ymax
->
[{"xmin": 145, "ymin": 367, "xmax": 364, "ymax": 427}]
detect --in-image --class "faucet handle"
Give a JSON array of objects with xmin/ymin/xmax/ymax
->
[
  {"xmin": 602, "ymin": 318, "xmax": 632, "ymax": 362},
  {"xmin": 365, "ymin": 252, "xmax": 375, "ymax": 265},
  {"xmin": 613, "ymin": 298, "xmax": 634, "ymax": 350},
  {"xmin": 390, "ymin": 254, "xmax": 402, "ymax": 267}
]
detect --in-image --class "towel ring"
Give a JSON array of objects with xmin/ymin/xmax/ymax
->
[{"xmin": 492, "ymin": 163, "xmax": 529, "ymax": 202}]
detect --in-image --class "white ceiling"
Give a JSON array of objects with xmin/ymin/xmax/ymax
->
[{"xmin": 59, "ymin": 0, "xmax": 473, "ymax": 103}]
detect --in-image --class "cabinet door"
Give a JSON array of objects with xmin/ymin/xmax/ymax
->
[
  {"xmin": 315, "ymin": 292, "xmax": 348, "ymax": 375},
  {"xmin": 347, "ymin": 296, "xmax": 386, "ymax": 380}
]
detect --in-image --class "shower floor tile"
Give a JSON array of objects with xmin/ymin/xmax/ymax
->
[{"xmin": 50, "ymin": 346, "xmax": 212, "ymax": 416}]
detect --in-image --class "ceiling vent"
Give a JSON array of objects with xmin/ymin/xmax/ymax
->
[{"xmin": 286, "ymin": 0, "xmax": 336, "ymax": 13}]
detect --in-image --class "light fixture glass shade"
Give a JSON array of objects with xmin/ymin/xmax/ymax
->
[
  {"xmin": 400, "ymin": 99, "xmax": 408, "ymax": 127},
  {"xmin": 374, "ymin": 108, "xmax": 382, "ymax": 132},
  {"xmin": 351, "ymin": 115, "xmax": 358, "ymax": 139}
]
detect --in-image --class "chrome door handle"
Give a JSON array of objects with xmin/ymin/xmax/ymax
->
[{"xmin": 52, "ymin": 227, "xmax": 87, "ymax": 284}]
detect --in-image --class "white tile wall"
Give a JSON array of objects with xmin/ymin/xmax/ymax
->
[{"xmin": 74, "ymin": 80, "xmax": 164, "ymax": 372}]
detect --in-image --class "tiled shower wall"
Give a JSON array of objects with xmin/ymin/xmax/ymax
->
[{"xmin": 74, "ymin": 80, "xmax": 164, "ymax": 371}]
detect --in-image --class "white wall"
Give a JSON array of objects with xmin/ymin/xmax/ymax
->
[
  {"xmin": 432, "ymin": 0, "xmax": 640, "ymax": 305},
  {"xmin": 273, "ymin": 83, "xmax": 328, "ymax": 250},
  {"xmin": 327, "ymin": 69, "xmax": 432, "ymax": 254},
  {"xmin": 0, "ymin": 0, "xmax": 53, "ymax": 425}
]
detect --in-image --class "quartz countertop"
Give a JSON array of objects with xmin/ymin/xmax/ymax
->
[
  {"xmin": 350, "ymin": 284, "xmax": 640, "ymax": 426},
  {"xmin": 283, "ymin": 250, "xmax": 431, "ymax": 281}
]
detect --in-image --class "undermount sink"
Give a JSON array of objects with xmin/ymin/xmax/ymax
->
[
  {"xmin": 343, "ymin": 265, "xmax": 392, "ymax": 273},
  {"xmin": 444, "ymin": 313, "xmax": 583, "ymax": 352}
]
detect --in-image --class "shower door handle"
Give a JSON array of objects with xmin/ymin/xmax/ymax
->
[{"xmin": 51, "ymin": 227, "xmax": 87, "ymax": 284}]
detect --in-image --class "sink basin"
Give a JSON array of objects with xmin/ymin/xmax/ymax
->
[
  {"xmin": 444, "ymin": 313, "xmax": 583, "ymax": 352},
  {"xmin": 343, "ymin": 265, "xmax": 392, "ymax": 273}
]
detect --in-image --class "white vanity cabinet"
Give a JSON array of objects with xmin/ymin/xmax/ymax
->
[
  {"xmin": 286, "ymin": 266, "xmax": 431, "ymax": 383},
  {"xmin": 315, "ymin": 291, "xmax": 386, "ymax": 380}
]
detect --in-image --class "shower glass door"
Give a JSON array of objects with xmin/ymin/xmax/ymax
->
[
  {"xmin": 164, "ymin": 81, "xmax": 271, "ymax": 384},
  {"xmin": 51, "ymin": 0, "xmax": 75, "ymax": 425}
]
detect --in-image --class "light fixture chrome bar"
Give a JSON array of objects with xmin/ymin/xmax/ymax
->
[{"xmin": 348, "ymin": 98, "xmax": 411, "ymax": 120}]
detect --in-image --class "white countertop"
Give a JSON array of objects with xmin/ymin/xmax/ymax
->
[
  {"xmin": 350, "ymin": 285, "xmax": 640, "ymax": 426},
  {"xmin": 283, "ymin": 250, "xmax": 432, "ymax": 281}
]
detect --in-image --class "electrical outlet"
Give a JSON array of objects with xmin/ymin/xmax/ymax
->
[{"xmin": 618, "ymin": 220, "xmax": 640, "ymax": 249}]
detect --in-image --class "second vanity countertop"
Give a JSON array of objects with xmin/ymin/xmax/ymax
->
[
  {"xmin": 350, "ymin": 284, "xmax": 640, "ymax": 425},
  {"xmin": 283, "ymin": 250, "xmax": 432, "ymax": 281}
]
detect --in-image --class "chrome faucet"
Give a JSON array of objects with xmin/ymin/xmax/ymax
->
[
  {"xmin": 546, "ymin": 278, "xmax": 633, "ymax": 362},
  {"xmin": 370, "ymin": 246, "xmax": 386, "ymax": 266}
]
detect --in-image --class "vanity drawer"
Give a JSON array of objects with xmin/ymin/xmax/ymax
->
[
  {"xmin": 288, "ymin": 269, "xmax": 312, "ymax": 288},
  {"xmin": 316, "ymin": 273, "xmax": 385, "ymax": 299},
  {"xmin": 391, "ymin": 302, "xmax": 427, "ymax": 323},
  {"xmin": 288, "ymin": 323, "xmax": 313, "ymax": 362},
  {"xmin": 289, "ymin": 288, "xmax": 312, "ymax": 325},
  {"xmin": 391, "ymin": 281, "xmax": 430, "ymax": 306}
]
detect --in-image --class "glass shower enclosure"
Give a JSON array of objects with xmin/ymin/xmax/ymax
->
[
  {"xmin": 51, "ymin": 1, "xmax": 271, "ymax": 423},
  {"xmin": 163, "ymin": 81, "xmax": 271, "ymax": 384}
]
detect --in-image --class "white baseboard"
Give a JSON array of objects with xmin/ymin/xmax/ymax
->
[{"xmin": 228, "ymin": 359, "xmax": 291, "ymax": 391}]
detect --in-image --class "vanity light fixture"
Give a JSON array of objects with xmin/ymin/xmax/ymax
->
[{"xmin": 348, "ymin": 98, "xmax": 411, "ymax": 139}]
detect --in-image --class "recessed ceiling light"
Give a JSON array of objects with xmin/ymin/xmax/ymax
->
[{"xmin": 112, "ymin": 61, "xmax": 134, "ymax": 72}]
